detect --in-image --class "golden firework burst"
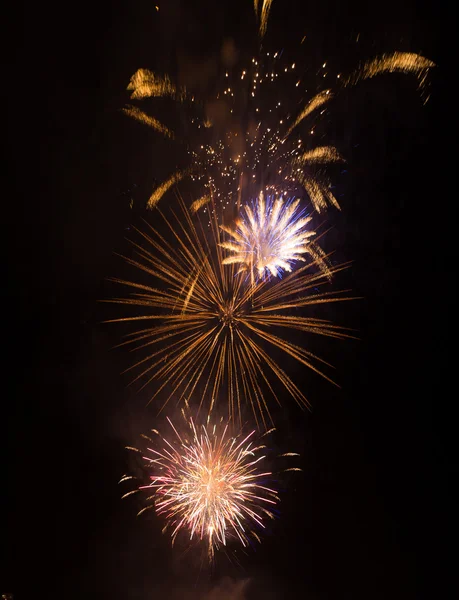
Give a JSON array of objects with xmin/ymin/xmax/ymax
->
[{"xmin": 107, "ymin": 196, "xmax": 354, "ymax": 429}]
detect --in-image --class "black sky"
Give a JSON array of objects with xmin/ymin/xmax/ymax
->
[{"xmin": 3, "ymin": 1, "xmax": 452, "ymax": 598}]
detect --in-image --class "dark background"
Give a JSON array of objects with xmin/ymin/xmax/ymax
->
[{"xmin": 3, "ymin": 1, "xmax": 452, "ymax": 598}]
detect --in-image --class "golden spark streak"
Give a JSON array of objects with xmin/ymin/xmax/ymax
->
[
  {"xmin": 259, "ymin": 0, "xmax": 274, "ymax": 38},
  {"xmin": 122, "ymin": 105, "xmax": 174, "ymax": 138},
  {"xmin": 344, "ymin": 51, "xmax": 435, "ymax": 90},
  {"xmin": 190, "ymin": 195, "xmax": 211, "ymax": 213},
  {"xmin": 298, "ymin": 146, "xmax": 344, "ymax": 165},
  {"xmin": 285, "ymin": 90, "xmax": 333, "ymax": 137},
  {"xmin": 127, "ymin": 68, "xmax": 179, "ymax": 100},
  {"xmin": 298, "ymin": 175, "xmax": 341, "ymax": 213},
  {"xmin": 147, "ymin": 171, "xmax": 185, "ymax": 209}
]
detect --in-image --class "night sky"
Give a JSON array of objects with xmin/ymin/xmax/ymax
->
[{"xmin": 4, "ymin": 1, "xmax": 452, "ymax": 598}]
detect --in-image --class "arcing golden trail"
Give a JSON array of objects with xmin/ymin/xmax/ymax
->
[
  {"xmin": 147, "ymin": 170, "xmax": 185, "ymax": 209},
  {"xmin": 297, "ymin": 146, "xmax": 344, "ymax": 165},
  {"xmin": 343, "ymin": 52, "xmax": 436, "ymax": 95},
  {"xmin": 107, "ymin": 197, "xmax": 354, "ymax": 429},
  {"xmin": 190, "ymin": 195, "xmax": 211, "ymax": 213},
  {"xmin": 122, "ymin": 105, "xmax": 175, "ymax": 139},
  {"xmin": 285, "ymin": 90, "xmax": 333, "ymax": 138},
  {"xmin": 120, "ymin": 416, "xmax": 291, "ymax": 559}
]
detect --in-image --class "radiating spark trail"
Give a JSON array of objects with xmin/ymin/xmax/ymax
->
[
  {"xmin": 121, "ymin": 416, "xmax": 299, "ymax": 559},
  {"xmin": 106, "ymin": 197, "xmax": 354, "ymax": 428}
]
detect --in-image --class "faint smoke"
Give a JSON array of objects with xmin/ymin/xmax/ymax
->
[
  {"xmin": 177, "ymin": 53, "xmax": 217, "ymax": 91},
  {"xmin": 221, "ymin": 38, "xmax": 239, "ymax": 67},
  {"xmin": 203, "ymin": 577, "xmax": 250, "ymax": 600},
  {"xmin": 205, "ymin": 99, "xmax": 229, "ymax": 127},
  {"xmin": 147, "ymin": 577, "xmax": 251, "ymax": 600}
]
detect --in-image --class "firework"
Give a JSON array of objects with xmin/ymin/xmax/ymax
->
[
  {"xmin": 122, "ymin": 36, "xmax": 433, "ymax": 214},
  {"xmin": 107, "ymin": 197, "xmax": 353, "ymax": 429},
  {"xmin": 219, "ymin": 191, "xmax": 328, "ymax": 282},
  {"xmin": 121, "ymin": 416, "xmax": 297, "ymax": 559}
]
